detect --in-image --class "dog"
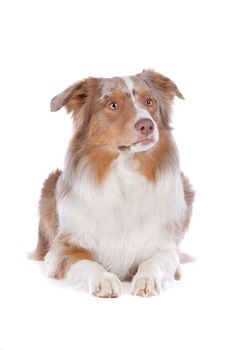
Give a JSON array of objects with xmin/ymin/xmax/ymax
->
[{"xmin": 33, "ymin": 69, "xmax": 194, "ymax": 297}]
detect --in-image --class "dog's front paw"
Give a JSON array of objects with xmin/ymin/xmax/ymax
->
[
  {"xmin": 89, "ymin": 272, "xmax": 122, "ymax": 298},
  {"xmin": 131, "ymin": 274, "xmax": 160, "ymax": 297}
]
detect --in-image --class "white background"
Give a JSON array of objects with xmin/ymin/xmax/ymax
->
[{"xmin": 0, "ymin": 0, "xmax": 233, "ymax": 349}]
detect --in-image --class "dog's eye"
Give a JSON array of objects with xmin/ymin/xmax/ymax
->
[
  {"xmin": 146, "ymin": 98, "xmax": 153, "ymax": 106},
  {"xmin": 109, "ymin": 102, "xmax": 119, "ymax": 110}
]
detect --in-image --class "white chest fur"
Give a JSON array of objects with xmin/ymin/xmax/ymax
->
[{"xmin": 56, "ymin": 154, "xmax": 186, "ymax": 280}]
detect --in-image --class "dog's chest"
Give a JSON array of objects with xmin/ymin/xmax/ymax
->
[{"xmin": 57, "ymin": 157, "xmax": 185, "ymax": 279}]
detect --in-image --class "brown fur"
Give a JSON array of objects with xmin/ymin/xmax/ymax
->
[
  {"xmin": 134, "ymin": 129, "xmax": 176, "ymax": 182},
  {"xmin": 33, "ymin": 70, "xmax": 193, "ymax": 282},
  {"xmin": 174, "ymin": 266, "xmax": 182, "ymax": 280},
  {"xmin": 48, "ymin": 235, "xmax": 93, "ymax": 279},
  {"xmin": 141, "ymin": 70, "xmax": 184, "ymax": 129},
  {"xmin": 142, "ymin": 70, "xmax": 184, "ymax": 100},
  {"xmin": 65, "ymin": 88, "xmax": 144, "ymax": 184},
  {"xmin": 33, "ymin": 169, "xmax": 61, "ymax": 260},
  {"xmin": 33, "ymin": 171, "xmax": 93, "ymax": 276},
  {"xmin": 50, "ymin": 71, "xmax": 184, "ymax": 185},
  {"xmin": 63, "ymin": 75, "xmax": 181, "ymax": 184}
]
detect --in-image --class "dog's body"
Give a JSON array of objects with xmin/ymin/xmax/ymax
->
[{"xmin": 33, "ymin": 70, "xmax": 194, "ymax": 297}]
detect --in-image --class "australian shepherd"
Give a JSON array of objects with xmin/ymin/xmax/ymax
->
[{"xmin": 33, "ymin": 69, "xmax": 194, "ymax": 297}]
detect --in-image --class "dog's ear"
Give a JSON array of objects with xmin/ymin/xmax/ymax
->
[
  {"xmin": 142, "ymin": 69, "xmax": 184, "ymax": 128},
  {"xmin": 50, "ymin": 78, "xmax": 99, "ymax": 114},
  {"xmin": 142, "ymin": 69, "xmax": 184, "ymax": 100}
]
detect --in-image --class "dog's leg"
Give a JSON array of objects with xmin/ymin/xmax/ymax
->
[
  {"xmin": 66, "ymin": 260, "xmax": 122, "ymax": 298},
  {"xmin": 45, "ymin": 235, "xmax": 122, "ymax": 298},
  {"xmin": 131, "ymin": 250, "xmax": 179, "ymax": 297}
]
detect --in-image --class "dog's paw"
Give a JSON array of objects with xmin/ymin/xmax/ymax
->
[
  {"xmin": 131, "ymin": 275, "xmax": 160, "ymax": 297},
  {"xmin": 44, "ymin": 252, "xmax": 58, "ymax": 278},
  {"xmin": 89, "ymin": 272, "xmax": 122, "ymax": 298}
]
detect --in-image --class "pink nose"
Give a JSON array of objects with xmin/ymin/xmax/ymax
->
[{"xmin": 134, "ymin": 118, "xmax": 154, "ymax": 137}]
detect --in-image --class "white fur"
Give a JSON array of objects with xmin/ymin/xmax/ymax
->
[
  {"xmin": 131, "ymin": 250, "xmax": 179, "ymax": 296},
  {"xmin": 123, "ymin": 76, "xmax": 159, "ymax": 152},
  {"xmin": 66, "ymin": 260, "xmax": 122, "ymax": 297},
  {"xmin": 46, "ymin": 151, "xmax": 186, "ymax": 295},
  {"xmin": 130, "ymin": 140, "xmax": 157, "ymax": 153},
  {"xmin": 99, "ymin": 76, "xmax": 159, "ymax": 153},
  {"xmin": 123, "ymin": 76, "xmax": 155, "ymax": 122}
]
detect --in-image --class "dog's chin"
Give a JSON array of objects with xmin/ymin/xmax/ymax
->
[{"xmin": 118, "ymin": 139, "xmax": 157, "ymax": 153}]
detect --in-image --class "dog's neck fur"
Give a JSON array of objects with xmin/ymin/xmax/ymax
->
[{"xmin": 63, "ymin": 128, "xmax": 178, "ymax": 188}]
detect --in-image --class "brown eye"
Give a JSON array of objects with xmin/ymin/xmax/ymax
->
[
  {"xmin": 109, "ymin": 102, "xmax": 119, "ymax": 110},
  {"xmin": 146, "ymin": 98, "xmax": 153, "ymax": 106}
]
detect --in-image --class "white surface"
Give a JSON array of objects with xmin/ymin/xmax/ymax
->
[{"xmin": 0, "ymin": 0, "xmax": 232, "ymax": 349}]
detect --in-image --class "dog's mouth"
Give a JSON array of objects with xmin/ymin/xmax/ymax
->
[{"xmin": 118, "ymin": 138, "xmax": 156, "ymax": 152}]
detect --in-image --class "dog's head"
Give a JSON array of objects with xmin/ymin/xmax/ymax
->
[{"xmin": 51, "ymin": 70, "xmax": 183, "ymax": 155}]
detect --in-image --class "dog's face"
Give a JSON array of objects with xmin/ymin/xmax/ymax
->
[
  {"xmin": 51, "ymin": 70, "xmax": 183, "ymax": 155},
  {"xmin": 91, "ymin": 76, "xmax": 159, "ymax": 153}
]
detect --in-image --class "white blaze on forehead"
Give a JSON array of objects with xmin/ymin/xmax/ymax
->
[
  {"xmin": 123, "ymin": 76, "xmax": 159, "ymax": 150},
  {"xmin": 122, "ymin": 76, "xmax": 153, "ymax": 122},
  {"xmin": 122, "ymin": 76, "xmax": 135, "ymax": 97}
]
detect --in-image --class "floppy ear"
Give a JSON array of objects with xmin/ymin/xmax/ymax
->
[
  {"xmin": 142, "ymin": 69, "xmax": 184, "ymax": 129},
  {"xmin": 143, "ymin": 69, "xmax": 184, "ymax": 100},
  {"xmin": 50, "ymin": 78, "xmax": 99, "ymax": 114}
]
